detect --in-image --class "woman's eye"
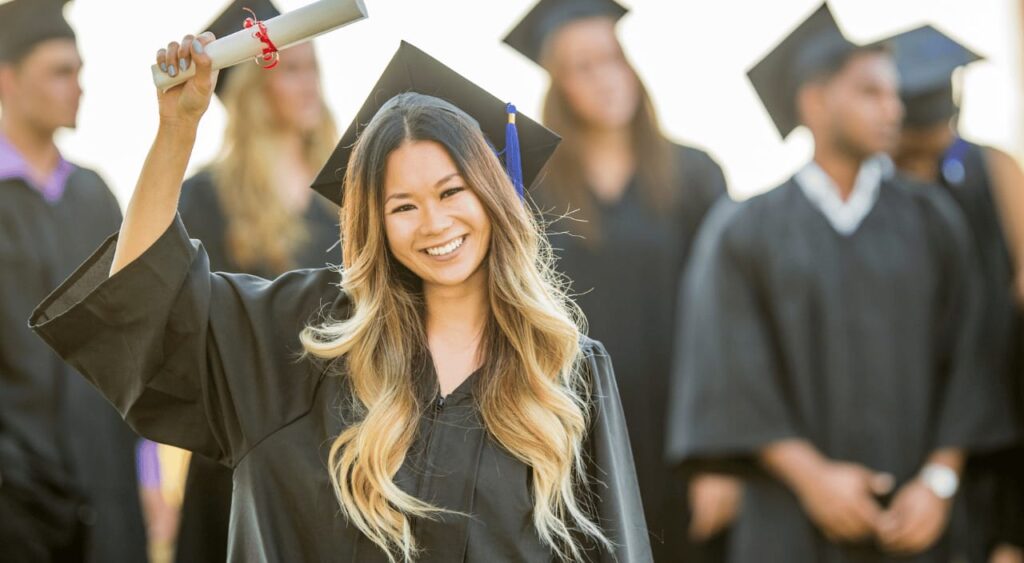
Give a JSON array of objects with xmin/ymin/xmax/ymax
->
[
  {"xmin": 390, "ymin": 204, "xmax": 415, "ymax": 214},
  {"xmin": 441, "ymin": 187, "xmax": 464, "ymax": 199}
]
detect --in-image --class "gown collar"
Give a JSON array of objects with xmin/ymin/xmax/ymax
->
[
  {"xmin": 794, "ymin": 154, "xmax": 893, "ymax": 236},
  {"xmin": 0, "ymin": 133, "xmax": 75, "ymax": 202}
]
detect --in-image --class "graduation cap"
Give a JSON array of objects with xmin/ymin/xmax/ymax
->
[
  {"xmin": 310, "ymin": 41, "xmax": 561, "ymax": 206},
  {"xmin": 203, "ymin": 0, "xmax": 282, "ymax": 99},
  {"xmin": 747, "ymin": 3, "xmax": 858, "ymax": 138},
  {"xmin": 0, "ymin": 0, "xmax": 76, "ymax": 63},
  {"xmin": 885, "ymin": 25, "xmax": 983, "ymax": 127},
  {"xmin": 503, "ymin": 0, "xmax": 628, "ymax": 65}
]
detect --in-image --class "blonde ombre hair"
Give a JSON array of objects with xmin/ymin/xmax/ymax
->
[
  {"xmin": 300, "ymin": 93, "xmax": 610, "ymax": 562},
  {"xmin": 211, "ymin": 51, "xmax": 337, "ymax": 273}
]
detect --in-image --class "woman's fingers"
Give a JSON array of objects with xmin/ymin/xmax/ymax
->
[
  {"xmin": 196, "ymin": 31, "xmax": 216, "ymax": 45},
  {"xmin": 157, "ymin": 31, "xmax": 215, "ymax": 79},
  {"xmin": 178, "ymin": 34, "xmax": 195, "ymax": 74},
  {"xmin": 188, "ymin": 35, "xmax": 215, "ymax": 95},
  {"xmin": 156, "ymin": 48, "xmax": 168, "ymax": 74},
  {"xmin": 165, "ymin": 41, "xmax": 180, "ymax": 77},
  {"xmin": 188, "ymin": 32, "xmax": 218, "ymax": 94}
]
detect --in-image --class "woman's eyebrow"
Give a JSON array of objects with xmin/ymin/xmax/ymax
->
[
  {"xmin": 384, "ymin": 192, "xmax": 411, "ymax": 204},
  {"xmin": 433, "ymin": 172, "xmax": 461, "ymax": 188}
]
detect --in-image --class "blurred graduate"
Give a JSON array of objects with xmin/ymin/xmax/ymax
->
[
  {"xmin": 886, "ymin": 24, "xmax": 1024, "ymax": 563},
  {"xmin": 504, "ymin": 2, "xmax": 732, "ymax": 558},
  {"xmin": 0, "ymin": 0, "xmax": 147, "ymax": 561},
  {"xmin": 666, "ymin": 4, "xmax": 1016, "ymax": 562}
]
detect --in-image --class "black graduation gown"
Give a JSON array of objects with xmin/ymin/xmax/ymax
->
[
  {"xmin": 666, "ymin": 175, "xmax": 1016, "ymax": 563},
  {"xmin": 29, "ymin": 214, "xmax": 653, "ymax": 562},
  {"xmin": 535, "ymin": 144, "xmax": 727, "ymax": 557},
  {"xmin": 0, "ymin": 169, "xmax": 147, "ymax": 562},
  {"xmin": 935, "ymin": 140, "xmax": 1023, "ymax": 556},
  {"xmin": 174, "ymin": 170, "xmax": 342, "ymax": 563}
]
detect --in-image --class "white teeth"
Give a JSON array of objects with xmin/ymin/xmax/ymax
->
[{"xmin": 425, "ymin": 236, "xmax": 465, "ymax": 257}]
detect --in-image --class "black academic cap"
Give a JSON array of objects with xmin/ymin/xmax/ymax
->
[
  {"xmin": 503, "ymin": 0, "xmax": 628, "ymax": 65},
  {"xmin": 885, "ymin": 25, "xmax": 983, "ymax": 127},
  {"xmin": 310, "ymin": 41, "xmax": 561, "ymax": 206},
  {"xmin": 203, "ymin": 0, "xmax": 282, "ymax": 99},
  {"xmin": 0, "ymin": 0, "xmax": 76, "ymax": 63},
  {"xmin": 747, "ymin": 3, "xmax": 858, "ymax": 138}
]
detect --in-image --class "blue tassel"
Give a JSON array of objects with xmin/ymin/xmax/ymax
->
[{"xmin": 504, "ymin": 103, "xmax": 525, "ymax": 198}]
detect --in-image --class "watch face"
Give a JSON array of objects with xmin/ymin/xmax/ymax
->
[
  {"xmin": 933, "ymin": 473, "xmax": 955, "ymax": 497},
  {"xmin": 924, "ymin": 466, "xmax": 958, "ymax": 499}
]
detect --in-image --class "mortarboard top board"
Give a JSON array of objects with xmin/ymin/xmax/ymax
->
[
  {"xmin": 747, "ymin": 3, "xmax": 859, "ymax": 138},
  {"xmin": 503, "ymin": 0, "xmax": 628, "ymax": 65},
  {"xmin": 310, "ymin": 41, "xmax": 561, "ymax": 206},
  {"xmin": 0, "ymin": 0, "xmax": 76, "ymax": 63},
  {"xmin": 884, "ymin": 25, "xmax": 984, "ymax": 127},
  {"xmin": 203, "ymin": 0, "xmax": 282, "ymax": 99}
]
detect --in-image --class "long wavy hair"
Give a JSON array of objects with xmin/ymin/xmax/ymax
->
[
  {"xmin": 211, "ymin": 51, "xmax": 338, "ymax": 273},
  {"xmin": 540, "ymin": 21, "xmax": 679, "ymax": 244},
  {"xmin": 300, "ymin": 93, "xmax": 610, "ymax": 562}
]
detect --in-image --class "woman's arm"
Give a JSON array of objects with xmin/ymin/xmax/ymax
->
[
  {"xmin": 29, "ymin": 30, "xmax": 347, "ymax": 466},
  {"xmin": 110, "ymin": 32, "xmax": 217, "ymax": 276},
  {"xmin": 985, "ymin": 147, "xmax": 1024, "ymax": 303}
]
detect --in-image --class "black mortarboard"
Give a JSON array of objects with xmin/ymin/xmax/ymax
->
[
  {"xmin": 747, "ymin": 3, "xmax": 858, "ymax": 138},
  {"xmin": 311, "ymin": 41, "xmax": 561, "ymax": 206},
  {"xmin": 203, "ymin": 0, "xmax": 282, "ymax": 98},
  {"xmin": 0, "ymin": 0, "xmax": 76, "ymax": 63},
  {"xmin": 503, "ymin": 0, "xmax": 628, "ymax": 65},
  {"xmin": 885, "ymin": 25, "xmax": 983, "ymax": 127}
]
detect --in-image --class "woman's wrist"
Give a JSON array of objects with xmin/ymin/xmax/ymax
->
[{"xmin": 157, "ymin": 118, "xmax": 200, "ymax": 142}]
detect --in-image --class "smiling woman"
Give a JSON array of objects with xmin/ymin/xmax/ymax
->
[
  {"xmin": 28, "ymin": 34, "xmax": 652, "ymax": 563},
  {"xmin": 382, "ymin": 141, "xmax": 492, "ymax": 289},
  {"xmin": 304, "ymin": 88, "xmax": 611, "ymax": 561}
]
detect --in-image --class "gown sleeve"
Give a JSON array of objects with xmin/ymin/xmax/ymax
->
[
  {"xmin": 29, "ymin": 214, "xmax": 347, "ymax": 467},
  {"xmin": 920, "ymin": 188, "xmax": 1017, "ymax": 452},
  {"xmin": 691, "ymin": 149, "xmax": 729, "ymax": 209},
  {"xmin": 664, "ymin": 201, "xmax": 800, "ymax": 471},
  {"xmin": 580, "ymin": 338, "xmax": 655, "ymax": 563},
  {"xmin": 674, "ymin": 147, "xmax": 730, "ymax": 273}
]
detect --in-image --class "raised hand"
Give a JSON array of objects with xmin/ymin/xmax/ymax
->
[{"xmin": 154, "ymin": 31, "xmax": 218, "ymax": 129}]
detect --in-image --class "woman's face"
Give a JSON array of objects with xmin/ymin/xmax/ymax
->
[
  {"xmin": 546, "ymin": 17, "xmax": 640, "ymax": 131},
  {"xmin": 382, "ymin": 140, "xmax": 492, "ymax": 291},
  {"xmin": 264, "ymin": 42, "xmax": 323, "ymax": 134}
]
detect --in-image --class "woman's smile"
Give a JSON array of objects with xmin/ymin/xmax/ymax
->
[{"xmin": 422, "ymin": 235, "xmax": 467, "ymax": 260}]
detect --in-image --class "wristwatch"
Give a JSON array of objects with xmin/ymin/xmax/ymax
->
[{"xmin": 920, "ymin": 463, "xmax": 959, "ymax": 500}]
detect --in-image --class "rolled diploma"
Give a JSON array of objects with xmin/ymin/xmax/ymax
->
[{"xmin": 152, "ymin": 0, "xmax": 368, "ymax": 91}]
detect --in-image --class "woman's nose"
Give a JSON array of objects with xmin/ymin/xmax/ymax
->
[{"xmin": 420, "ymin": 203, "xmax": 453, "ymax": 235}]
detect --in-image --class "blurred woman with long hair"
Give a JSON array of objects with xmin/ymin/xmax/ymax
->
[{"xmin": 504, "ymin": 1, "xmax": 734, "ymax": 559}]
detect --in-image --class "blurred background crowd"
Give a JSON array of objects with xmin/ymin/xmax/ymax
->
[{"xmin": 1, "ymin": 0, "xmax": 1023, "ymax": 562}]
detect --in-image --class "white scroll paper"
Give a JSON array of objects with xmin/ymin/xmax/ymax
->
[{"xmin": 152, "ymin": 0, "xmax": 368, "ymax": 91}]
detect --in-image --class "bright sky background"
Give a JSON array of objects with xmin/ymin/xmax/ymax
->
[{"xmin": 55, "ymin": 0, "xmax": 1022, "ymax": 205}]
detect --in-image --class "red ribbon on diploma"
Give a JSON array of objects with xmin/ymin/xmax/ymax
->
[{"xmin": 243, "ymin": 7, "xmax": 279, "ymax": 69}]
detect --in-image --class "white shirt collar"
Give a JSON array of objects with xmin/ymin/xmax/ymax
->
[{"xmin": 794, "ymin": 154, "xmax": 894, "ymax": 236}]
